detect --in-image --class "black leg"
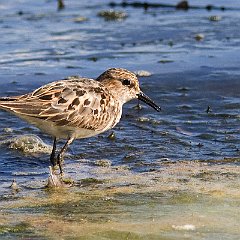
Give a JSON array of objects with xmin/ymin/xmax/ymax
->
[
  {"xmin": 50, "ymin": 137, "xmax": 57, "ymax": 167},
  {"xmin": 57, "ymin": 137, "xmax": 74, "ymax": 174}
]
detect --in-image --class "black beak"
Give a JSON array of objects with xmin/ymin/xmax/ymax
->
[{"xmin": 137, "ymin": 91, "xmax": 161, "ymax": 112}]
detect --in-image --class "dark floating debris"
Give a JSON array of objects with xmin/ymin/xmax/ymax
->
[
  {"xmin": 176, "ymin": 1, "xmax": 189, "ymax": 10},
  {"xmin": 168, "ymin": 41, "xmax": 174, "ymax": 47},
  {"xmin": 206, "ymin": 105, "xmax": 212, "ymax": 113},
  {"xmin": 87, "ymin": 57, "xmax": 98, "ymax": 62},
  {"xmin": 17, "ymin": 10, "xmax": 24, "ymax": 16},
  {"xmin": 58, "ymin": 0, "xmax": 65, "ymax": 10},
  {"xmin": 197, "ymin": 143, "xmax": 204, "ymax": 148},
  {"xmin": 109, "ymin": 1, "xmax": 237, "ymax": 11},
  {"xmin": 158, "ymin": 59, "xmax": 174, "ymax": 64},
  {"xmin": 206, "ymin": 5, "xmax": 225, "ymax": 11}
]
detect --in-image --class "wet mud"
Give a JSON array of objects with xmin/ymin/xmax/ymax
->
[{"xmin": 0, "ymin": 0, "xmax": 239, "ymax": 239}]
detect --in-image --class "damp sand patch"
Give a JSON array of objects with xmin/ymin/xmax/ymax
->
[{"xmin": 0, "ymin": 160, "xmax": 239, "ymax": 239}]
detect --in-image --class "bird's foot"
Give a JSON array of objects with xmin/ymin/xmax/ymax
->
[{"xmin": 47, "ymin": 166, "xmax": 73, "ymax": 188}]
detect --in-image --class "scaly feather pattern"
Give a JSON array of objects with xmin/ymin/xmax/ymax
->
[
  {"xmin": 0, "ymin": 68, "xmax": 160, "ymax": 174},
  {"xmin": 0, "ymin": 76, "xmax": 122, "ymax": 134}
]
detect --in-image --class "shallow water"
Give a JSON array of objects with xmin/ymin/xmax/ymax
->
[{"xmin": 0, "ymin": 0, "xmax": 239, "ymax": 239}]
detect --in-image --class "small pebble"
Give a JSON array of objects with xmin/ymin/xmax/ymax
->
[
  {"xmin": 134, "ymin": 70, "xmax": 152, "ymax": 77},
  {"xmin": 10, "ymin": 179, "xmax": 20, "ymax": 191},
  {"xmin": 172, "ymin": 224, "xmax": 196, "ymax": 231},
  {"xmin": 209, "ymin": 15, "xmax": 222, "ymax": 21},
  {"xmin": 95, "ymin": 159, "xmax": 112, "ymax": 167},
  {"xmin": 107, "ymin": 131, "xmax": 116, "ymax": 140},
  {"xmin": 3, "ymin": 128, "xmax": 13, "ymax": 133},
  {"xmin": 133, "ymin": 102, "xmax": 142, "ymax": 110},
  {"xmin": 195, "ymin": 33, "xmax": 204, "ymax": 41},
  {"xmin": 137, "ymin": 117, "xmax": 150, "ymax": 122},
  {"xmin": 73, "ymin": 17, "xmax": 88, "ymax": 23}
]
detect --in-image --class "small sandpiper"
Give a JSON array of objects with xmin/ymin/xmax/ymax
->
[{"xmin": 0, "ymin": 68, "xmax": 160, "ymax": 174}]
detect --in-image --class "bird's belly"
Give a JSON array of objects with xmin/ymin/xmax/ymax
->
[
  {"xmin": 44, "ymin": 124, "xmax": 98, "ymax": 139},
  {"xmin": 17, "ymin": 114, "xmax": 99, "ymax": 139}
]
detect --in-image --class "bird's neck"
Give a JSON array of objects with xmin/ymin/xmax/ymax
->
[{"xmin": 101, "ymin": 80, "xmax": 129, "ymax": 104}]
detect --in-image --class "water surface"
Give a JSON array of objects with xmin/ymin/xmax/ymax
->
[{"xmin": 0, "ymin": 1, "xmax": 239, "ymax": 239}]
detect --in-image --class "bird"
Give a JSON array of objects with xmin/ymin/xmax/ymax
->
[{"xmin": 0, "ymin": 68, "xmax": 160, "ymax": 174}]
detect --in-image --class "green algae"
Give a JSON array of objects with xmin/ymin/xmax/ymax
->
[
  {"xmin": 97, "ymin": 10, "xmax": 128, "ymax": 21},
  {"xmin": 0, "ymin": 222, "xmax": 30, "ymax": 234},
  {"xmin": 0, "ymin": 160, "xmax": 239, "ymax": 239},
  {"xmin": 0, "ymin": 222, "xmax": 37, "ymax": 239},
  {"xmin": 80, "ymin": 178, "xmax": 106, "ymax": 187},
  {"xmin": 80, "ymin": 230, "xmax": 173, "ymax": 240}
]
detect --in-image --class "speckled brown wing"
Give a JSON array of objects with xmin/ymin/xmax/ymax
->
[{"xmin": 0, "ymin": 77, "xmax": 121, "ymax": 132}]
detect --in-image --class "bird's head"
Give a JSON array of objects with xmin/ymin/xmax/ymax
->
[{"xmin": 97, "ymin": 68, "xmax": 161, "ymax": 111}]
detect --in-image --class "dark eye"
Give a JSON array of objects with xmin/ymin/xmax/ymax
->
[{"xmin": 122, "ymin": 79, "xmax": 131, "ymax": 86}]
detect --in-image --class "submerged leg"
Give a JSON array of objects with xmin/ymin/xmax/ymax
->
[
  {"xmin": 50, "ymin": 137, "xmax": 57, "ymax": 167},
  {"xmin": 57, "ymin": 137, "xmax": 74, "ymax": 174}
]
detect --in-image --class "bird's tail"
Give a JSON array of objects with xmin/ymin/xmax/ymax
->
[
  {"xmin": 0, "ymin": 97, "xmax": 20, "ymax": 112},
  {"xmin": 0, "ymin": 97, "xmax": 17, "ymax": 102},
  {"xmin": 0, "ymin": 96, "xmax": 19, "ymax": 105}
]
